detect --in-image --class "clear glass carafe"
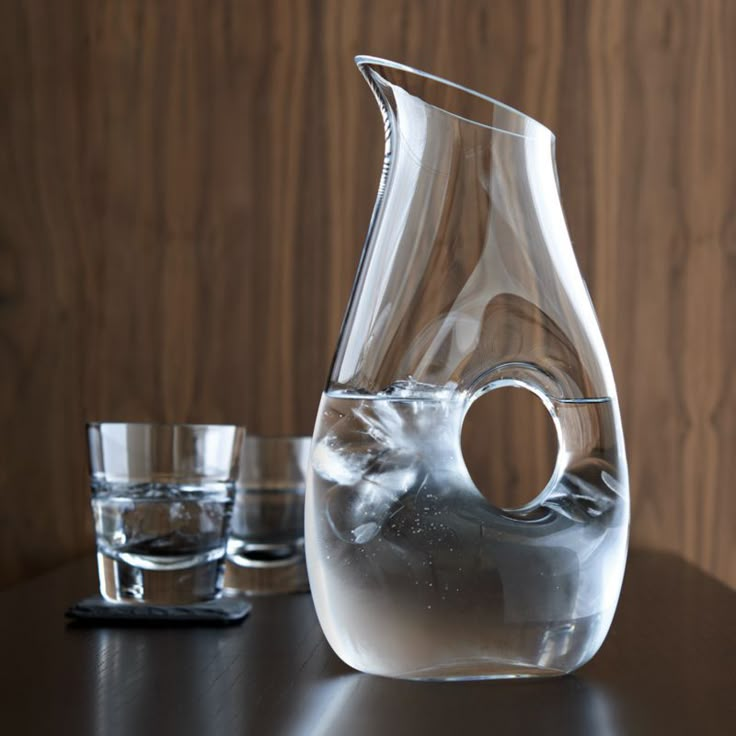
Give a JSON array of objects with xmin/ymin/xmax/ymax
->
[{"xmin": 305, "ymin": 57, "xmax": 629, "ymax": 680}]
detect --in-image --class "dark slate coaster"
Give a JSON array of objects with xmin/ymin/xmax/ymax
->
[{"xmin": 65, "ymin": 594, "xmax": 252, "ymax": 626}]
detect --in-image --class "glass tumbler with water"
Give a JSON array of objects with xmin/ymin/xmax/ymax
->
[
  {"xmin": 88, "ymin": 422, "xmax": 245, "ymax": 604},
  {"xmin": 226, "ymin": 436, "xmax": 311, "ymax": 593}
]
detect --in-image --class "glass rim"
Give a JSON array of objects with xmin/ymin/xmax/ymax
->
[
  {"xmin": 87, "ymin": 421, "xmax": 245, "ymax": 430},
  {"xmin": 355, "ymin": 54, "xmax": 554, "ymax": 142},
  {"xmin": 245, "ymin": 434, "xmax": 311, "ymax": 443}
]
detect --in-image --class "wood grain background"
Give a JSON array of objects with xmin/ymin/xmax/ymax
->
[{"xmin": 1, "ymin": 0, "xmax": 733, "ymax": 589}]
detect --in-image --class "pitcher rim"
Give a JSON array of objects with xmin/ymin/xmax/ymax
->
[{"xmin": 355, "ymin": 55, "xmax": 554, "ymax": 142}]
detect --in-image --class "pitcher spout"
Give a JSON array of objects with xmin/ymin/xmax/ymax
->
[{"xmin": 355, "ymin": 55, "xmax": 554, "ymax": 143}]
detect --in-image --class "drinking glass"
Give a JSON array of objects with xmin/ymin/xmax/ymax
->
[
  {"xmin": 87, "ymin": 422, "xmax": 245, "ymax": 604},
  {"xmin": 226, "ymin": 436, "xmax": 311, "ymax": 594}
]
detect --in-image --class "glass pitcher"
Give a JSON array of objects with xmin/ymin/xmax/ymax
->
[{"xmin": 305, "ymin": 57, "xmax": 629, "ymax": 680}]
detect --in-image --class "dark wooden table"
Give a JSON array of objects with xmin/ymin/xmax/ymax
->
[{"xmin": 0, "ymin": 550, "xmax": 733, "ymax": 735}]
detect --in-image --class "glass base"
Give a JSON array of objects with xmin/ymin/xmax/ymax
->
[
  {"xmin": 319, "ymin": 610, "xmax": 607, "ymax": 679},
  {"xmin": 389, "ymin": 661, "xmax": 565, "ymax": 681},
  {"xmin": 97, "ymin": 550, "xmax": 225, "ymax": 605},
  {"xmin": 225, "ymin": 543, "xmax": 309, "ymax": 595}
]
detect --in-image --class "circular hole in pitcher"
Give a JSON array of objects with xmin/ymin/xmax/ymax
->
[{"xmin": 461, "ymin": 385, "xmax": 558, "ymax": 510}]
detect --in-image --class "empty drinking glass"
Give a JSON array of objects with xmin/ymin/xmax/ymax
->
[{"xmin": 87, "ymin": 422, "xmax": 245, "ymax": 604}]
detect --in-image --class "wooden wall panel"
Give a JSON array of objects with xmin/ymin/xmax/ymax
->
[{"xmin": 1, "ymin": 0, "xmax": 733, "ymax": 588}]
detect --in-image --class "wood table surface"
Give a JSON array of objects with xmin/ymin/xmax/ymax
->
[{"xmin": 0, "ymin": 550, "xmax": 732, "ymax": 735}]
